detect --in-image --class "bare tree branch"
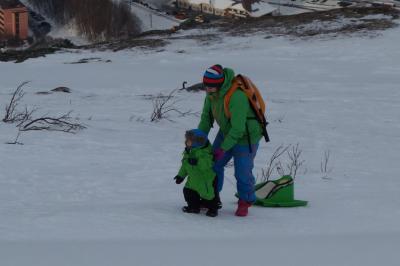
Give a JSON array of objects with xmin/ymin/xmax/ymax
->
[
  {"xmin": 286, "ymin": 143, "xmax": 305, "ymax": 179},
  {"xmin": 260, "ymin": 144, "xmax": 290, "ymax": 182},
  {"xmin": 19, "ymin": 111, "xmax": 86, "ymax": 133},
  {"xmin": 321, "ymin": 150, "xmax": 333, "ymax": 179},
  {"xmin": 150, "ymin": 89, "xmax": 197, "ymax": 122},
  {"xmin": 260, "ymin": 143, "xmax": 306, "ymax": 182},
  {"xmin": 15, "ymin": 106, "xmax": 38, "ymax": 127},
  {"xmin": 3, "ymin": 81, "xmax": 30, "ymax": 123}
]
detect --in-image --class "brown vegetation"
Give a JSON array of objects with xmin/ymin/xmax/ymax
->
[{"xmin": 26, "ymin": 0, "xmax": 141, "ymax": 41}]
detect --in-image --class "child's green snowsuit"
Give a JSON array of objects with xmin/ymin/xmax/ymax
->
[{"xmin": 177, "ymin": 144, "xmax": 216, "ymax": 200}]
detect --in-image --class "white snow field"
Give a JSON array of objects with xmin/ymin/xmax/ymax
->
[{"xmin": 1, "ymin": 24, "xmax": 400, "ymax": 265}]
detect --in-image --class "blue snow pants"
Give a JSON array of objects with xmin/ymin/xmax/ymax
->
[{"xmin": 212, "ymin": 131, "xmax": 259, "ymax": 203}]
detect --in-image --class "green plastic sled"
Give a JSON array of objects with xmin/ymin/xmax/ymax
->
[{"xmin": 236, "ymin": 175, "xmax": 308, "ymax": 207}]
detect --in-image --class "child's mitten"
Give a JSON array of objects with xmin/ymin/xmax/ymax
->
[
  {"xmin": 174, "ymin": 175, "xmax": 184, "ymax": 184},
  {"xmin": 214, "ymin": 148, "xmax": 225, "ymax": 161}
]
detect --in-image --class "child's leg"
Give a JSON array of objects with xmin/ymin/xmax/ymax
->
[
  {"xmin": 202, "ymin": 180, "xmax": 219, "ymax": 217},
  {"xmin": 183, "ymin": 187, "xmax": 201, "ymax": 211},
  {"xmin": 203, "ymin": 197, "xmax": 218, "ymax": 211},
  {"xmin": 202, "ymin": 196, "xmax": 218, "ymax": 217}
]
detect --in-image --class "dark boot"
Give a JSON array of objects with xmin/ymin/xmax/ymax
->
[
  {"xmin": 183, "ymin": 188, "xmax": 201, "ymax": 214},
  {"xmin": 203, "ymin": 195, "xmax": 219, "ymax": 217},
  {"xmin": 200, "ymin": 198, "xmax": 221, "ymax": 210},
  {"xmin": 206, "ymin": 208, "xmax": 218, "ymax": 217},
  {"xmin": 182, "ymin": 206, "xmax": 200, "ymax": 214}
]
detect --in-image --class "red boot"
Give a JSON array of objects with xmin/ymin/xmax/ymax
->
[{"xmin": 235, "ymin": 200, "xmax": 252, "ymax": 217}]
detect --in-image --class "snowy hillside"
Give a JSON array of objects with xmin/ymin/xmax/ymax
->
[
  {"xmin": 1, "ymin": 16, "xmax": 400, "ymax": 266},
  {"xmin": 129, "ymin": 2, "xmax": 180, "ymax": 31}
]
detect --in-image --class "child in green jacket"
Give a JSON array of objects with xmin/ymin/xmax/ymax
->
[{"xmin": 174, "ymin": 129, "xmax": 218, "ymax": 217}]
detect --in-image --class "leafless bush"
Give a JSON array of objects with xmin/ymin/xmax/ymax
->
[
  {"xmin": 260, "ymin": 144, "xmax": 290, "ymax": 182},
  {"xmin": 19, "ymin": 111, "xmax": 86, "ymax": 133},
  {"xmin": 150, "ymin": 89, "xmax": 196, "ymax": 122},
  {"xmin": 275, "ymin": 161, "xmax": 285, "ymax": 177},
  {"xmin": 15, "ymin": 106, "xmax": 38, "ymax": 127},
  {"xmin": 3, "ymin": 82, "xmax": 86, "ymax": 145},
  {"xmin": 321, "ymin": 150, "xmax": 333, "ymax": 179},
  {"xmin": 286, "ymin": 144, "xmax": 305, "ymax": 179},
  {"xmin": 260, "ymin": 143, "xmax": 305, "ymax": 182},
  {"xmin": 3, "ymin": 82, "xmax": 31, "ymax": 123}
]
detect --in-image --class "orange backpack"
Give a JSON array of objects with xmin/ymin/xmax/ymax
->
[{"xmin": 224, "ymin": 74, "xmax": 270, "ymax": 143}]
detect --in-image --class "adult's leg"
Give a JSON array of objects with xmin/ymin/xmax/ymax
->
[
  {"xmin": 212, "ymin": 131, "xmax": 233, "ymax": 192},
  {"xmin": 232, "ymin": 143, "xmax": 259, "ymax": 203}
]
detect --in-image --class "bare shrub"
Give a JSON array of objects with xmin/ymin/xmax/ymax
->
[
  {"xmin": 321, "ymin": 150, "xmax": 333, "ymax": 179},
  {"xmin": 150, "ymin": 89, "xmax": 196, "ymax": 122},
  {"xmin": 19, "ymin": 111, "xmax": 86, "ymax": 133},
  {"xmin": 286, "ymin": 143, "xmax": 305, "ymax": 179},
  {"xmin": 3, "ymin": 82, "xmax": 86, "ymax": 145},
  {"xmin": 260, "ymin": 143, "xmax": 305, "ymax": 182},
  {"xmin": 260, "ymin": 144, "xmax": 290, "ymax": 182},
  {"xmin": 3, "ymin": 81, "xmax": 30, "ymax": 123}
]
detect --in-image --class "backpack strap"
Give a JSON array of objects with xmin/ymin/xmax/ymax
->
[
  {"xmin": 223, "ymin": 77, "xmax": 241, "ymax": 119},
  {"xmin": 225, "ymin": 77, "xmax": 254, "ymax": 153},
  {"xmin": 245, "ymin": 121, "xmax": 253, "ymax": 154}
]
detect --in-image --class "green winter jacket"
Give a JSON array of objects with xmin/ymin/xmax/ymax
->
[
  {"xmin": 198, "ymin": 68, "xmax": 263, "ymax": 151},
  {"xmin": 177, "ymin": 144, "xmax": 216, "ymax": 200}
]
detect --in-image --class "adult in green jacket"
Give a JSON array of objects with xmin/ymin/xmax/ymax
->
[{"xmin": 198, "ymin": 64, "xmax": 262, "ymax": 217}]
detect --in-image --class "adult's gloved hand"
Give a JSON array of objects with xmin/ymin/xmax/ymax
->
[
  {"xmin": 214, "ymin": 148, "xmax": 225, "ymax": 161},
  {"xmin": 174, "ymin": 175, "xmax": 184, "ymax": 184},
  {"xmin": 188, "ymin": 158, "xmax": 198, "ymax": 166}
]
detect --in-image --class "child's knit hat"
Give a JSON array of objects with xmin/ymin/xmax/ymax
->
[{"xmin": 185, "ymin": 129, "xmax": 208, "ymax": 148}]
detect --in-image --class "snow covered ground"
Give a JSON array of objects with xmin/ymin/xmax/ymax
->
[
  {"xmin": 1, "ymin": 22, "xmax": 400, "ymax": 265},
  {"xmin": 130, "ymin": 2, "xmax": 180, "ymax": 32}
]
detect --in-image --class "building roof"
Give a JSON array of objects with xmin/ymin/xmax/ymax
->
[
  {"xmin": 183, "ymin": 0, "xmax": 276, "ymax": 15},
  {"xmin": 230, "ymin": 0, "xmax": 276, "ymax": 16},
  {"xmin": 0, "ymin": 0, "xmax": 25, "ymax": 9},
  {"xmin": 248, "ymin": 0, "xmax": 277, "ymax": 16},
  {"xmin": 213, "ymin": 0, "xmax": 236, "ymax": 9}
]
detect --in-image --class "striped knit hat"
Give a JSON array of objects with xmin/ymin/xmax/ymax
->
[{"xmin": 203, "ymin": 64, "xmax": 225, "ymax": 89}]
